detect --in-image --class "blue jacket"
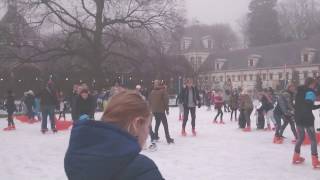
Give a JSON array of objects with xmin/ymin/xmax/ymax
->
[{"xmin": 64, "ymin": 120, "xmax": 164, "ymax": 180}]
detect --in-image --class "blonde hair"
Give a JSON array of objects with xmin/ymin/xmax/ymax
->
[{"xmin": 101, "ymin": 90, "xmax": 151, "ymax": 131}]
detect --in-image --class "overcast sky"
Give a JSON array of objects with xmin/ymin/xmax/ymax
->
[{"xmin": 185, "ymin": 0, "xmax": 251, "ymax": 27}]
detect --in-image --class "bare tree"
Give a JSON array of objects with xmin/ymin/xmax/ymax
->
[
  {"xmin": 0, "ymin": 0, "xmax": 184, "ymax": 86},
  {"xmin": 278, "ymin": 0, "xmax": 320, "ymax": 40}
]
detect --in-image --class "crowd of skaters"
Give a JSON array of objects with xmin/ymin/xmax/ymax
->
[{"xmin": 2, "ymin": 76, "xmax": 320, "ymax": 179}]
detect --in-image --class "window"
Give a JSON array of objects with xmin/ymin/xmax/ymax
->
[
  {"xmin": 212, "ymin": 76, "xmax": 215, "ymax": 81},
  {"xmin": 249, "ymin": 59, "xmax": 254, "ymax": 67},
  {"xmin": 249, "ymin": 74, "xmax": 253, "ymax": 81},
  {"xmin": 286, "ymin": 72, "xmax": 290, "ymax": 80},
  {"xmin": 303, "ymin": 53, "xmax": 309, "ymax": 62},
  {"xmin": 216, "ymin": 63, "xmax": 220, "ymax": 70},
  {"xmin": 269, "ymin": 73, "xmax": 273, "ymax": 80},
  {"xmin": 313, "ymin": 71, "xmax": 318, "ymax": 78},
  {"xmin": 238, "ymin": 75, "xmax": 241, "ymax": 81},
  {"xmin": 304, "ymin": 71, "xmax": 309, "ymax": 79},
  {"xmin": 278, "ymin": 73, "xmax": 283, "ymax": 80},
  {"xmin": 220, "ymin": 76, "xmax": 223, "ymax": 81},
  {"xmin": 262, "ymin": 74, "xmax": 267, "ymax": 80},
  {"xmin": 232, "ymin": 75, "xmax": 235, "ymax": 81},
  {"xmin": 243, "ymin": 75, "xmax": 247, "ymax": 81},
  {"xmin": 208, "ymin": 39, "xmax": 212, "ymax": 49}
]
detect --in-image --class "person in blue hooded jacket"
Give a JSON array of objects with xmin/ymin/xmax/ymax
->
[{"xmin": 64, "ymin": 90, "xmax": 164, "ymax": 180}]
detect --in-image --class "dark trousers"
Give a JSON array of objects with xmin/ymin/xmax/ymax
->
[
  {"xmin": 274, "ymin": 112, "xmax": 282, "ymax": 137},
  {"xmin": 244, "ymin": 109, "xmax": 253, "ymax": 128},
  {"xmin": 280, "ymin": 115, "xmax": 298, "ymax": 139},
  {"xmin": 7, "ymin": 111, "xmax": 14, "ymax": 126},
  {"xmin": 214, "ymin": 107, "xmax": 223, "ymax": 121},
  {"xmin": 153, "ymin": 112, "xmax": 171, "ymax": 140},
  {"xmin": 182, "ymin": 106, "xmax": 196, "ymax": 129},
  {"xmin": 26, "ymin": 106, "xmax": 34, "ymax": 119},
  {"xmin": 58, "ymin": 110, "xmax": 66, "ymax": 120},
  {"xmin": 231, "ymin": 109, "xmax": 237, "ymax": 120},
  {"xmin": 41, "ymin": 105, "xmax": 56, "ymax": 130},
  {"xmin": 295, "ymin": 126, "xmax": 318, "ymax": 156}
]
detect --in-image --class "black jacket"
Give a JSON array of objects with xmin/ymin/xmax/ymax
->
[
  {"xmin": 261, "ymin": 95, "xmax": 273, "ymax": 112},
  {"xmin": 24, "ymin": 94, "xmax": 35, "ymax": 108},
  {"xmin": 295, "ymin": 86, "xmax": 320, "ymax": 127},
  {"xmin": 180, "ymin": 86, "xmax": 201, "ymax": 107},
  {"xmin": 64, "ymin": 120, "xmax": 164, "ymax": 180},
  {"xmin": 74, "ymin": 95, "xmax": 96, "ymax": 120},
  {"xmin": 38, "ymin": 88, "xmax": 58, "ymax": 107},
  {"xmin": 5, "ymin": 95, "xmax": 16, "ymax": 113}
]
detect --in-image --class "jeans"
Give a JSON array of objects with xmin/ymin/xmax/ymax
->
[
  {"xmin": 153, "ymin": 113, "xmax": 171, "ymax": 140},
  {"xmin": 41, "ymin": 105, "xmax": 56, "ymax": 130},
  {"xmin": 214, "ymin": 107, "xmax": 223, "ymax": 121},
  {"xmin": 279, "ymin": 115, "xmax": 297, "ymax": 139},
  {"xmin": 7, "ymin": 111, "xmax": 14, "ymax": 126},
  {"xmin": 26, "ymin": 106, "xmax": 34, "ymax": 120},
  {"xmin": 295, "ymin": 126, "xmax": 318, "ymax": 156},
  {"xmin": 274, "ymin": 112, "xmax": 282, "ymax": 137},
  {"xmin": 182, "ymin": 106, "xmax": 196, "ymax": 129},
  {"xmin": 244, "ymin": 109, "xmax": 253, "ymax": 128}
]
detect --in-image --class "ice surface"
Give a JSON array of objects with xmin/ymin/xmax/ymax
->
[{"xmin": 1, "ymin": 107, "xmax": 320, "ymax": 180}]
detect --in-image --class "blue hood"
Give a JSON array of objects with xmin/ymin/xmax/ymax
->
[{"xmin": 64, "ymin": 120, "xmax": 141, "ymax": 180}]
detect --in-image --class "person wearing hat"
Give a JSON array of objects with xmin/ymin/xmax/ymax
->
[
  {"xmin": 273, "ymin": 84, "xmax": 297, "ymax": 144},
  {"xmin": 74, "ymin": 88, "xmax": 96, "ymax": 122}
]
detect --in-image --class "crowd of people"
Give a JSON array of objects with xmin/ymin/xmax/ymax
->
[{"xmin": 2, "ymin": 76, "xmax": 320, "ymax": 179}]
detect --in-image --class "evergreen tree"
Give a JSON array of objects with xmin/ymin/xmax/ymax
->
[{"xmin": 247, "ymin": 0, "xmax": 282, "ymax": 47}]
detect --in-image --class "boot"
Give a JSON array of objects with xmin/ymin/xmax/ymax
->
[
  {"xmin": 192, "ymin": 128, "xmax": 197, "ymax": 136},
  {"xmin": 243, "ymin": 127, "xmax": 251, "ymax": 132},
  {"xmin": 11, "ymin": 125, "xmax": 16, "ymax": 130},
  {"xmin": 181, "ymin": 129, "xmax": 187, "ymax": 136},
  {"xmin": 292, "ymin": 152, "xmax": 305, "ymax": 164},
  {"xmin": 212, "ymin": 120, "xmax": 218, "ymax": 124},
  {"xmin": 3, "ymin": 126, "xmax": 12, "ymax": 131},
  {"xmin": 52, "ymin": 129, "xmax": 58, "ymax": 133},
  {"xmin": 273, "ymin": 136, "xmax": 283, "ymax": 144},
  {"xmin": 41, "ymin": 129, "xmax": 49, "ymax": 134},
  {"xmin": 219, "ymin": 120, "xmax": 225, "ymax": 124},
  {"xmin": 167, "ymin": 137, "xmax": 174, "ymax": 144},
  {"xmin": 312, "ymin": 155, "xmax": 320, "ymax": 168}
]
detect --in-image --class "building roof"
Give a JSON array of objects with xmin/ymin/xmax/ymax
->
[{"xmin": 200, "ymin": 35, "xmax": 320, "ymax": 73}]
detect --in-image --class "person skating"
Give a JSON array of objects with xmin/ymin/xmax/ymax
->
[
  {"xmin": 229, "ymin": 89, "xmax": 239, "ymax": 121},
  {"xmin": 3, "ymin": 90, "xmax": 17, "ymax": 131},
  {"xmin": 293, "ymin": 78, "xmax": 320, "ymax": 168},
  {"xmin": 74, "ymin": 88, "xmax": 96, "ymax": 121},
  {"xmin": 261, "ymin": 89, "xmax": 275, "ymax": 131},
  {"xmin": 149, "ymin": 80, "xmax": 174, "ymax": 144},
  {"xmin": 273, "ymin": 84, "xmax": 298, "ymax": 144},
  {"xmin": 239, "ymin": 89, "xmax": 253, "ymax": 132},
  {"xmin": 176, "ymin": 88, "xmax": 185, "ymax": 121},
  {"xmin": 38, "ymin": 81, "xmax": 58, "ymax": 133},
  {"xmin": 71, "ymin": 84, "xmax": 80, "ymax": 121},
  {"xmin": 57, "ymin": 91, "xmax": 66, "ymax": 121},
  {"xmin": 24, "ymin": 90, "xmax": 36, "ymax": 123},
  {"xmin": 213, "ymin": 90, "xmax": 225, "ymax": 124},
  {"xmin": 64, "ymin": 90, "xmax": 164, "ymax": 180},
  {"xmin": 181, "ymin": 78, "xmax": 201, "ymax": 136}
]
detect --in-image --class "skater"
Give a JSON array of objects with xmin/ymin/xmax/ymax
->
[
  {"xmin": 213, "ymin": 90, "xmax": 224, "ymax": 124},
  {"xmin": 229, "ymin": 89, "xmax": 239, "ymax": 121},
  {"xmin": 74, "ymin": 88, "xmax": 96, "ymax": 121},
  {"xmin": 223, "ymin": 90, "xmax": 231, "ymax": 113},
  {"xmin": 64, "ymin": 90, "xmax": 164, "ymax": 180},
  {"xmin": 293, "ymin": 77, "xmax": 320, "ymax": 168},
  {"xmin": 34, "ymin": 97, "xmax": 42, "ymax": 121},
  {"xmin": 239, "ymin": 89, "xmax": 253, "ymax": 132},
  {"xmin": 71, "ymin": 84, "xmax": 80, "ymax": 121},
  {"xmin": 255, "ymin": 96, "xmax": 265, "ymax": 130},
  {"xmin": 58, "ymin": 91, "xmax": 66, "ymax": 121},
  {"xmin": 24, "ymin": 90, "xmax": 35, "ymax": 123},
  {"xmin": 274, "ymin": 84, "xmax": 298, "ymax": 144},
  {"xmin": 181, "ymin": 78, "xmax": 201, "ymax": 136},
  {"xmin": 261, "ymin": 89, "xmax": 275, "ymax": 131},
  {"xmin": 3, "ymin": 90, "xmax": 17, "ymax": 131},
  {"xmin": 176, "ymin": 87, "xmax": 185, "ymax": 121},
  {"xmin": 149, "ymin": 80, "xmax": 174, "ymax": 144},
  {"xmin": 205, "ymin": 90, "xmax": 212, "ymax": 111},
  {"xmin": 38, "ymin": 81, "xmax": 58, "ymax": 133}
]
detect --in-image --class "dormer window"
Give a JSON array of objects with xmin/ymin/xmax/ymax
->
[
  {"xmin": 301, "ymin": 48, "xmax": 317, "ymax": 64},
  {"xmin": 202, "ymin": 35, "xmax": 214, "ymax": 49},
  {"xmin": 248, "ymin": 54, "xmax": 261, "ymax": 68},
  {"xmin": 215, "ymin": 58, "xmax": 227, "ymax": 71},
  {"xmin": 181, "ymin": 37, "xmax": 192, "ymax": 51}
]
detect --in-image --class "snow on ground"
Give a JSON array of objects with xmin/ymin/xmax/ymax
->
[{"xmin": 1, "ymin": 107, "xmax": 320, "ymax": 180}]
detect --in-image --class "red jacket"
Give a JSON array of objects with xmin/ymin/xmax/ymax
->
[{"xmin": 214, "ymin": 95, "xmax": 224, "ymax": 108}]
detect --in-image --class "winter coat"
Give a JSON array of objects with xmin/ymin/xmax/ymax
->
[
  {"xmin": 274, "ymin": 90, "xmax": 294, "ymax": 116},
  {"xmin": 261, "ymin": 94, "xmax": 274, "ymax": 112},
  {"xmin": 38, "ymin": 88, "xmax": 58, "ymax": 107},
  {"xmin": 214, "ymin": 95, "xmax": 224, "ymax": 109},
  {"xmin": 239, "ymin": 94, "xmax": 253, "ymax": 111},
  {"xmin": 5, "ymin": 95, "xmax": 16, "ymax": 113},
  {"xmin": 295, "ymin": 86, "xmax": 320, "ymax": 127},
  {"xmin": 149, "ymin": 87, "xmax": 169, "ymax": 113},
  {"xmin": 64, "ymin": 120, "xmax": 164, "ymax": 180},
  {"xmin": 74, "ymin": 95, "xmax": 96, "ymax": 121},
  {"xmin": 24, "ymin": 94, "xmax": 35, "ymax": 109},
  {"xmin": 180, "ymin": 86, "xmax": 201, "ymax": 108},
  {"xmin": 229, "ymin": 93, "xmax": 239, "ymax": 110}
]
